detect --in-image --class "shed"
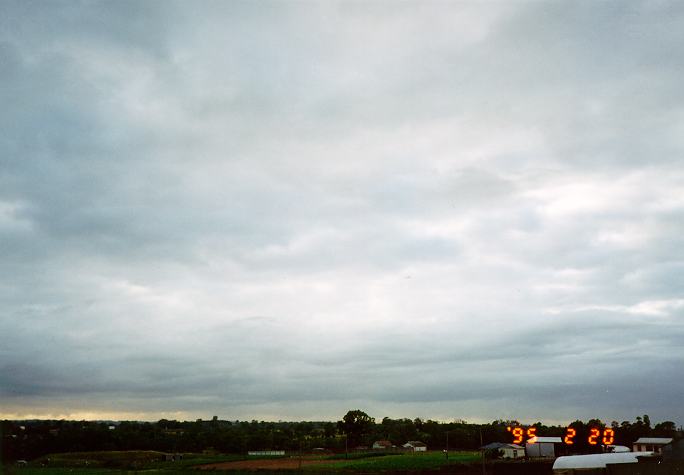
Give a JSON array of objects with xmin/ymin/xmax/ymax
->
[
  {"xmin": 373, "ymin": 440, "xmax": 393, "ymax": 449},
  {"xmin": 482, "ymin": 442, "xmax": 525, "ymax": 459},
  {"xmin": 633, "ymin": 438, "xmax": 672, "ymax": 454},
  {"xmin": 527, "ymin": 436, "xmax": 563, "ymax": 458},
  {"xmin": 403, "ymin": 441, "xmax": 428, "ymax": 452}
]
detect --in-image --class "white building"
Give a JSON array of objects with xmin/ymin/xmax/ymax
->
[
  {"xmin": 482, "ymin": 442, "xmax": 525, "ymax": 459},
  {"xmin": 501, "ymin": 444, "xmax": 525, "ymax": 459},
  {"xmin": 403, "ymin": 441, "xmax": 427, "ymax": 452},
  {"xmin": 526, "ymin": 436, "xmax": 563, "ymax": 458},
  {"xmin": 632, "ymin": 438, "xmax": 672, "ymax": 454}
]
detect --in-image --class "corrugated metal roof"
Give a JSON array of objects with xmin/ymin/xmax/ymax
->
[
  {"xmin": 482, "ymin": 442, "xmax": 506, "ymax": 449},
  {"xmin": 553, "ymin": 452, "xmax": 654, "ymax": 470},
  {"xmin": 634, "ymin": 437, "xmax": 673, "ymax": 444},
  {"xmin": 482, "ymin": 442, "xmax": 524, "ymax": 450},
  {"xmin": 528, "ymin": 436, "xmax": 563, "ymax": 444}
]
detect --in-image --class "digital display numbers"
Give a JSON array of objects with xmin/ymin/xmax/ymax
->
[
  {"xmin": 507, "ymin": 426, "xmax": 615, "ymax": 446},
  {"xmin": 507, "ymin": 426, "xmax": 537, "ymax": 444}
]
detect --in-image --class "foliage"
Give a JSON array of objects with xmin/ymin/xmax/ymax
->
[
  {"xmin": 1, "ymin": 413, "xmax": 679, "ymax": 464},
  {"xmin": 484, "ymin": 448, "xmax": 503, "ymax": 459},
  {"xmin": 338, "ymin": 410, "xmax": 375, "ymax": 447}
]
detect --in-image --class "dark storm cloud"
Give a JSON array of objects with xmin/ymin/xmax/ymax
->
[{"xmin": 1, "ymin": 0, "xmax": 683, "ymax": 423}]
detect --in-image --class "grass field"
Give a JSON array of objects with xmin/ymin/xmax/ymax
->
[
  {"xmin": 310, "ymin": 451, "xmax": 481, "ymax": 471},
  {"xmin": 0, "ymin": 451, "xmax": 246, "ymax": 474},
  {"xmin": 1, "ymin": 469, "xmax": 195, "ymax": 475},
  {"xmin": 1, "ymin": 450, "xmax": 482, "ymax": 474},
  {"xmin": 33, "ymin": 450, "xmax": 166, "ymax": 468}
]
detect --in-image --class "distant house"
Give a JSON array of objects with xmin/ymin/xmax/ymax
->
[
  {"xmin": 526, "ymin": 437, "xmax": 562, "ymax": 458},
  {"xmin": 403, "ymin": 441, "xmax": 428, "ymax": 452},
  {"xmin": 373, "ymin": 440, "xmax": 393, "ymax": 449},
  {"xmin": 632, "ymin": 438, "xmax": 673, "ymax": 454},
  {"xmin": 481, "ymin": 442, "xmax": 525, "ymax": 459}
]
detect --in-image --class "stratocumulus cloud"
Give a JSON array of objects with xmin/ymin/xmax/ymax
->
[{"xmin": 1, "ymin": 0, "xmax": 683, "ymax": 424}]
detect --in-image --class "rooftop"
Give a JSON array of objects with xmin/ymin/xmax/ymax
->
[
  {"xmin": 634, "ymin": 438, "xmax": 673, "ymax": 445},
  {"xmin": 528, "ymin": 436, "xmax": 563, "ymax": 444}
]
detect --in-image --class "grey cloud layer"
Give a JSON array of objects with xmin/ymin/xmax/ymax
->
[{"xmin": 1, "ymin": 0, "xmax": 683, "ymax": 423}]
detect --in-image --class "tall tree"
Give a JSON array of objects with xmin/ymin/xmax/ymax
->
[{"xmin": 338, "ymin": 410, "xmax": 375, "ymax": 447}]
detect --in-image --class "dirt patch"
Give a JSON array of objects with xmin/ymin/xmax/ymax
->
[{"xmin": 197, "ymin": 457, "xmax": 331, "ymax": 470}]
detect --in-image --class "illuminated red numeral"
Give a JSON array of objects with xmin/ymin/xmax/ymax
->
[
  {"xmin": 564, "ymin": 427, "xmax": 576, "ymax": 445},
  {"xmin": 602, "ymin": 429, "xmax": 615, "ymax": 445},
  {"xmin": 527, "ymin": 427, "xmax": 537, "ymax": 442},
  {"xmin": 588, "ymin": 428, "xmax": 600, "ymax": 445},
  {"xmin": 512, "ymin": 427, "xmax": 524, "ymax": 444}
]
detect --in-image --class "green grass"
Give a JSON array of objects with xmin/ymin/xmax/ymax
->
[
  {"xmin": 324, "ymin": 452, "xmax": 395, "ymax": 460},
  {"xmin": 143, "ymin": 453, "xmax": 246, "ymax": 469},
  {"xmin": 2, "ymin": 451, "xmax": 246, "ymax": 474},
  {"xmin": 3, "ymin": 469, "xmax": 200, "ymax": 475},
  {"xmin": 33, "ymin": 451, "xmax": 166, "ymax": 468},
  {"xmin": 307, "ymin": 451, "xmax": 481, "ymax": 471},
  {"xmin": 2, "ymin": 469, "xmax": 127, "ymax": 475},
  {"xmin": 1, "ymin": 450, "xmax": 482, "ymax": 474},
  {"xmin": 1, "ymin": 466, "xmax": 213, "ymax": 475}
]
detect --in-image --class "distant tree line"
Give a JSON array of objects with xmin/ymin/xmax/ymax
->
[{"xmin": 1, "ymin": 411, "xmax": 679, "ymax": 463}]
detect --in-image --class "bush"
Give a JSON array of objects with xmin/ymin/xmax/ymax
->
[{"xmin": 485, "ymin": 448, "xmax": 503, "ymax": 460}]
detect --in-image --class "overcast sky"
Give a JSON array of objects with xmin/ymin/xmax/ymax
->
[{"xmin": 1, "ymin": 0, "xmax": 683, "ymax": 425}]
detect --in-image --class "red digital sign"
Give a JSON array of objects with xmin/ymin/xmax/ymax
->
[
  {"xmin": 507, "ymin": 426, "xmax": 616, "ymax": 446},
  {"xmin": 602, "ymin": 429, "xmax": 615, "ymax": 445},
  {"xmin": 564, "ymin": 427, "xmax": 576, "ymax": 444},
  {"xmin": 507, "ymin": 426, "xmax": 537, "ymax": 444}
]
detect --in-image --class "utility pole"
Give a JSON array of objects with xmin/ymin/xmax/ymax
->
[
  {"xmin": 480, "ymin": 427, "xmax": 485, "ymax": 475},
  {"xmin": 299, "ymin": 439, "xmax": 303, "ymax": 470},
  {"xmin": 445, "ymin": 431, "xmax": 449, "ymax": 460}
]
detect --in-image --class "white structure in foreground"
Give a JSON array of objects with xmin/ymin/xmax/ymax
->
[
  {"xmin": 526, "ymin": 437, "xmax": 563, "ymax": 457},
  {"xmin": 553, "ymin": 452, "xmax": 654, "ymax": 474}
]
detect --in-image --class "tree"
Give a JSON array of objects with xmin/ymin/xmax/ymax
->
[
  {"xmin": 654, "ymin": 421, "xmax": 676, "ymax": 437},
  {"xmin": 643, "ymin": 415, "xmax": 651, "ymax": 429},
  {"xmin": 338, "ymin": 410, "xmax": 375, "ymax": 447}
]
